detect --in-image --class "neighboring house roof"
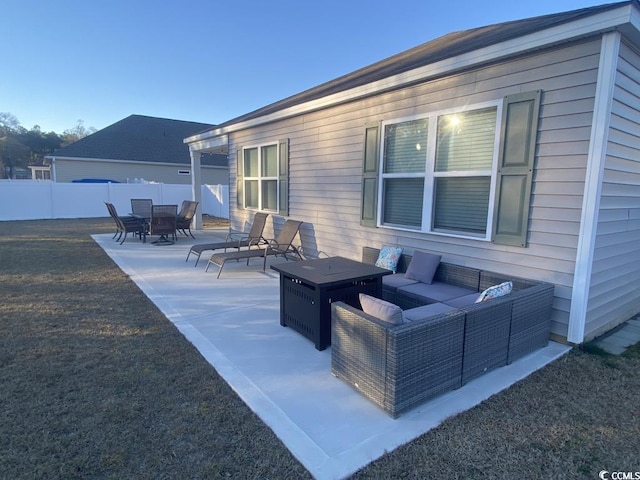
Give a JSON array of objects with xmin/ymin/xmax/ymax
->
[
  {"xmin": 47, "ymin": 114, "xmax": 227, "ymax": 167},
  {"xmin": 189, "ymin": 0, "xmax": 636, "ymax": 141}
]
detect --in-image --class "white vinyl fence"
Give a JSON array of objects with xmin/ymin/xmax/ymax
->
[{"xmin": 0, "ymin": 180, "xmax": 229, "ymax": 221}]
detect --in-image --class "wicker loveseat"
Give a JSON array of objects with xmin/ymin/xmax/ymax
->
[{"xmin": 330, "ymin": 247, "xmax": 554, "ymax": 418}]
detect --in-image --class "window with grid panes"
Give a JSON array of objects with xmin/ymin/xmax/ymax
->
[{"xmin": 379, "ymin": 104, "xmax": 498, "ymax": 237}]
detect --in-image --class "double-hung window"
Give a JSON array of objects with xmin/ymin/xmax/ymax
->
[
  {"xmin": 242, "ymin": 143, "xmax": 279, "ymax": 212},
  {"xmin": 361, "ymin": 91, "xmax": 540, "ymax": 246},
  {"xmin": 237, "ymin": 138, "xmax": 289, "ymax": 215},
  {"xmin": 379, "ymin": 102, "xmax": 500, "ymax": 239}
]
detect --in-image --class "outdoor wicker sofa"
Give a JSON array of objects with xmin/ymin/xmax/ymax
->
[{"xmin": 330, "ymin": 246, "xmax": 555, "ymax": 418}]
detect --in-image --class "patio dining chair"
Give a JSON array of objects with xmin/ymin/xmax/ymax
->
[
  {"xmin": 176, "ymin": 200, "xmax": 199, "ymax": 238},
  {"xmin": 205, "ymin": 219, "xmax": 303, "ymax": 278},
  {"xmin": 186, "ymin": 212, "xmax": 269, "ymax": 267},
  {"xmin": 149, "ymin": 204, "xmax": 178, "ymax": 245},
  {"xmin": 130, "ymin": 198, "xmax": 153, "ymax": 223},
  {"xmin": 105, "ymin": 202, "xmax": 146, "ymax": 245}
]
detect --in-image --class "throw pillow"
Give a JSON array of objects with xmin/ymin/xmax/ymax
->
[
  {"xmin": 404, "ymin": 250, "xmax": 442, "ymax": 285},
  {"xmin": 475, "ymin": 281, "xmax": 513, "ymax": 303},
  {"xmin": 375, "ymin": 245, "xmax": 403, "ymax": 273},
  {"xmin": 359, "ymin": 293, "xmax": 404, "ymax": 325}
]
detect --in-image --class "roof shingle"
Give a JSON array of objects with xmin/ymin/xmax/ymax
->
[{"xmin": 49, "ymin": 114, "xmax": 226, "ymax": 166}]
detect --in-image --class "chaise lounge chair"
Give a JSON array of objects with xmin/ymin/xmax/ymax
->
[
  {"xmin": 186, "ymin": 212, "xmax": 269, "ymax": 267},
  {"xmin": 205, "ymin": 219, "xmax": 303, "ymax": 278}
]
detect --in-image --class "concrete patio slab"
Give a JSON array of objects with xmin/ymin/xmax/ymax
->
[{"xmin": 93, "ymin": 230, "xmax": 571, "ymax": 480}]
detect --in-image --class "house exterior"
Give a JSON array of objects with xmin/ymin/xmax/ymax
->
[
  {"xmin": 28, "ymin": 165, "xmax": 51, "ymax": 180},
  {"xmin": 46, "ymin": 115, "xmax": 228, "ymax": 185},
  {"xmin": 185, "ymin": 0, "xmax": 640, "ymax": 345}
]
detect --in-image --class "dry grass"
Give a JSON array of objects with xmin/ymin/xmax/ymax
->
[{"xmin": 0, "ymin": 217, "xmax": 638, "ymax": 479}]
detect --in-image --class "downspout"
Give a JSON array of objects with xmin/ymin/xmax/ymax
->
[
  {"xmin": 51, "ymin": 157, "xmax": 57, "ymax": 182},
  {"xmin": 567, "ymin": 31, "xmax": 620, "ymax": 344}
]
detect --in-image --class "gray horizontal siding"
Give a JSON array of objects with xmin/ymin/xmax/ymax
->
[
  {"xmin": 55, "ymin": 159, "xmax": 227, "ymax": 185},
  {"xmin": 586, "ymin": 41, "xmax": 640, "ymax": 339},
  {"xmin": 227, "ymin": 37, "xmax": 605, "ymax": 340}
]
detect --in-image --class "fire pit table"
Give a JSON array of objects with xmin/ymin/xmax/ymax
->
[{"xmin": 271, "ymin": 256, "xmax": 391, "ymax": 350}]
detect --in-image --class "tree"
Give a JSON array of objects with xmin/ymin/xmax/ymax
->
[
  {"xmin": 0, "ymin": 136, "xmax": 30, "ymax": 179},
  {"xmin": 0, "ymin": 112, "xmax": 21, "ymax": 135},
  {"xmin": 0, "ymin": 113, "xmax": 97, "ymax": 178},
  {"xmin": 19, "ymin": 126, "xmax": 63, "ymax": 164},
  {"xmin": 62, "ymin": 119, "xmax": 97, "ymax": 146},
  {"xmin": 0, "ymin": 113, "xmax": 65, "ymax": 178},
  {"xmin": 0, "ymin": 113, "xmax": 28, "ymax": 179}
]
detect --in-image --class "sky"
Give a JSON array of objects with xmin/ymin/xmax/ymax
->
[{"xmin": 2, "ymin": 0, "xmax": 612, "ymax": 134}]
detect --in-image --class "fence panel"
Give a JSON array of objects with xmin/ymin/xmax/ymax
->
[
  {"xmin": 0, "ymin": 181, "xmax": 229, "ymax": 221},
  {"xmin": 203, "ymin": 184, "xmax": 230, "ymax": 218}
]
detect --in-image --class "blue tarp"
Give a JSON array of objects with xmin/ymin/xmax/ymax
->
[{"xmin": 71, "ymin": 178, "xmax": 120, "ymax": 183}]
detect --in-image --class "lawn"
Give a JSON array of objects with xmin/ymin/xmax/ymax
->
[{"xmin": 0, "ymin": 218, "xmax": 638, "ymax": 479}]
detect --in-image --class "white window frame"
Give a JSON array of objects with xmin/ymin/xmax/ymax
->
[
  {"xmin": 378, "ymin": 100, "xmax": 503, "ymax": 240},
  {"xmin": 242, "ymin": 142, "xmax": 280, "ymax": 213},
  {"xmin": 29, "ymin": 166, "xmax": 51, "ymax": 180}
]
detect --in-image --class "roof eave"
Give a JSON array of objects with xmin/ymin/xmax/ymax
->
[
  {"xmin": 185, "ymin": 2, "xmax": 638, "ymax": 145},
  {"xmin": 42, "ymin": 155, "xmax": 222, "ymax": 167}
]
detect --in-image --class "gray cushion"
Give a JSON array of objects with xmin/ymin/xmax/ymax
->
[
  {"xmin": 403, "ymin": 302, "xmax": 457, "ymax": 322},
  {"xmin": 443, "ymin": 292, "xmax": 481, "ymax": 308},
  {"xmin": 404, "ymin": 250, "xmax": 441, "ymax": 285},
  {"xmin": 359, "ymin": 293, "xmax": 404, "ymax": 325},
  {"xmin": 398, "ymin": 281, "xmax": 477, "ymax": 303},
  {"xmin": 382, "ymin": 273, "xmax": 420, "ymax": 290}
]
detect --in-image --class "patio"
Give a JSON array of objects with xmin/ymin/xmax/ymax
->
[{"xmin": 93, "ymin": 228, "xmax": 570, "ymax": 480}]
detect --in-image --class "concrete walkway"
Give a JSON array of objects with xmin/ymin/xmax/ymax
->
[
  {"xmin": 591, "ymin": 314, "xmax": 640, "ymax": 355},
  {"xmin": 94, "ymin": 230, "xmax": 571, "ymax": 480}
]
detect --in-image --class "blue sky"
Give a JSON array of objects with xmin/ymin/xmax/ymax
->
[{"xmin": 2, "ymin": 0, "xmax": 609, "ymax": 133}]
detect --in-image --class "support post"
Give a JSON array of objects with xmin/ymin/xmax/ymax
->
[{"xmin": 190, "ymin": 149, "xmax": 203, "ymax": 230}]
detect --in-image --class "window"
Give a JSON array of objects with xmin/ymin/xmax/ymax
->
[
  {"xmin": 362, "ymin": 91, "xmax": 541, "ymax": 245},
  {"xmin": 29, "ymin": 166, "xmax": 51, "ymax": 180},
  {"xmin": 239, "ymin": 141, "xmax": 286, "ymax": 213},
  {"xmin": 379, "ymin": 104, "xmax": 499, "ymax": 238},
  {"xmin": 432, "ymin": 107, "xmax": 497, "ymax": 235},
  {"xmin": 381, "ymin": 119, "xmax": 427, "ymax": 228}
]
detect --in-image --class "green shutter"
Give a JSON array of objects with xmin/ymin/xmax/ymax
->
[
  {"xmin": 492, "ymin": 90, "xmax": 542, "ymax": 247},
  {"xmin": 360, "ymin": 122, "xmax": 380, "ymax": 227},
  {"xmin": 236, "ymin": 148, "xmax": 243, "ymax": 207},
  {"xmin": 278, "ymin": 138, "xmax": 289, "ymax": 216}
]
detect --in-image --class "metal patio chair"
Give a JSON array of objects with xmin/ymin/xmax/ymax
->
[
  {"xmin": 149, "ymin": 204, "xmax": 178, "ymax": 245},
  {"xmin": 176, "ymin": 200, "xmax": 199, "ymax": 238}
]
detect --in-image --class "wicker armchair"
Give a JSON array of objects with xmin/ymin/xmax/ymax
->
[{"xmin": 331, "ymin": 301, "xmax": 465, "ymax": 418}]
